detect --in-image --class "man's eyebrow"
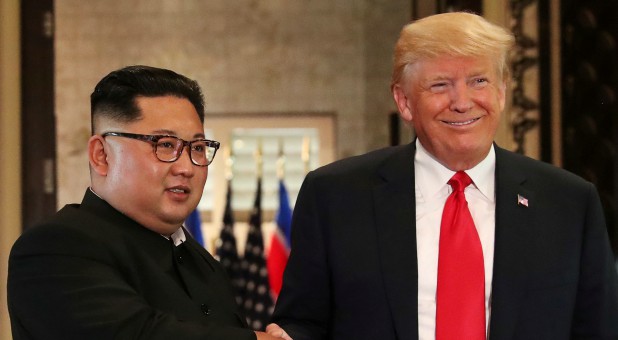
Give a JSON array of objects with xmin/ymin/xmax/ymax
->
[
  {"xmin": 468, "ymin": 70, "xmax": 488, "ymax": 78},
  {"xmin": 423, "ymin": 75, "xmax": 450, "ymax": 82},
  {"xmin": 151, "ymin": 129, "xmax": 175, "ymax": 135},
  {"xmin": 151, "ymin": 130, "xmax": 206, "ymax": 139}
]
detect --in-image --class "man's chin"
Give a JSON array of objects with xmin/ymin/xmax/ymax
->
[{"xmin": 168, "ymin": 213, "xmax": 193, "ymax": 225}]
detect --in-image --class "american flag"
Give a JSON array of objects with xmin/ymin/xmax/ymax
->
[
  {"xmin": 215, "ymin": 180, "xmax": 244, "ymax": 306},
  {"xmin": 267, "ymin": 180, "xmax": 293, "ymax": 299},
  {"xmin": 517, "ymin": 194, "xmax": 529, "ymax": 207},
  {"xmin": 239, "ymin": 177, "xmax": 273, "ymax": 330}
]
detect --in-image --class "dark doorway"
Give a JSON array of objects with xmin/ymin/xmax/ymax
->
[
  {"xmin": 439, "ymin": 0, "xmax": 482, "ymax": 13},
  {"xmin": 560, "ymin": 0, "xmax": 618, "ymax": 255},
  {"xmin": 21, "ymin": 0, "xmax": 57, "ymax": 229}
]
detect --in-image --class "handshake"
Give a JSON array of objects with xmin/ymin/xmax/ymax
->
[{"xmin": 255, "ymin": 323, "xmax": 293, "ymax": 340}]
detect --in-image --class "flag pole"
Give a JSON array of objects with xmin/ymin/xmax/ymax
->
[
  {"xmin": 277, "ymin": 138, "xmax": 285, "ymax": 180},
  {"xmin": 302, "ymin": 136, "xmax": 311, "ymax": 174},
  {"xmin": 255, "ymin": 138, "xmax": 263, "ymax": 180},
  {"xmin": 225, "ymin": 144, "xmax": 234, "ymax": 181}
]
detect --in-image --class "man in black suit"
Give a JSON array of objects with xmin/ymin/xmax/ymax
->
[
  {"xmin": 8, "ymin": 65, "xmax": 284, "ymax": 340},
  {"xmin": 267, "ymin": 12, "xmax": 618, "ymax": 340}
]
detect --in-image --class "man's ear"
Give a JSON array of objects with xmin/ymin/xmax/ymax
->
[
  {"xmin": 88, "ymin": 135, "xmax": 108, "ymax": 176},
  {"xmin": 392, "ymin": 84, "xmax": 413, "ymax": 123}
]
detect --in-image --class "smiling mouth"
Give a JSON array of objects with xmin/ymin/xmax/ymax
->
[
  {"xmin": 442, "ymin": 117, "xmax": 480, "ymax": 126},
  {"xmin": 168, "ymin": 188, "xmax": 189, "ymax": 194}
]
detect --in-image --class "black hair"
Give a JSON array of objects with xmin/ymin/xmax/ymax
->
[{"xmin": 90, "ymin": 65, "xmax": 205, "ymax": 133}]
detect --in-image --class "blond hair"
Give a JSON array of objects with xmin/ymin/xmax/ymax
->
[{"xmin": 391, "ymin": 12, "xmax": 515, "ymax": 87}]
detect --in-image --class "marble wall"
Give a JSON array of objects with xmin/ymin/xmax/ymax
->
[{"xmin": 55, "ymin": 0, "xmax": 411, "ymax": 207}]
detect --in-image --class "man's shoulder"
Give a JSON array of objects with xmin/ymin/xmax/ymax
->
[
  {"xmin": 495, "ymin": 146, "xmax": 593, "ymax": 189},
  {"xmin": 10, "ymin": 199, "xmax": 134, "ymax": 261},
  {"xmin": 11, "ymin": 205, "xmax": 103, "ymax": 256}
]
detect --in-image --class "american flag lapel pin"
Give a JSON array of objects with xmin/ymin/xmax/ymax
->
[{"xmin": 517, "ymin": 194, "xmax": 529, "ymax": 207}]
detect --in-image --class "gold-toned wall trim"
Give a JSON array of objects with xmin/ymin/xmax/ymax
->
[
  {"xmin": 484, "ymin": 0, "xmax": 516, "ymax": 151},
  {"xmin": 0, "ymin": 0, "xmax": 22, "ymax": 338},
  {"xmin": 509, "ymin": 0, "xmax": 540, "ymax": 156}
]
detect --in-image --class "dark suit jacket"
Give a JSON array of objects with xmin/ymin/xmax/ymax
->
[
  {"xmin": 8, "ymin": 190, "xmax": 255, "ymax": 340},
  {"xmin": 271, "ymin": 143, "xmax": 618, "ymax": 340}
]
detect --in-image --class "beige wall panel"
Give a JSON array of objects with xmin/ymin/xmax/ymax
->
[
  {"xmin": 55, "ymin": 0, "xmax": 411, "ymax": 207},
  {"xmin": 0, "ymin": 0, "xmax": 21, "ymax": 338}
]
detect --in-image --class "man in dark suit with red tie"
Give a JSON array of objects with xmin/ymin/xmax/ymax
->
[
  {"xmin": 8, "ymin": 65, "xmax": 285, "ymax": 340},
  {"xmin": 267, "ymin": 12, "xmax": 618, "ymax": 340}
]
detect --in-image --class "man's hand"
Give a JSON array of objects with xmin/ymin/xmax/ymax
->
[
  {"xmin": 264, "ymin": 323, "xmax": 293, "ymax": 340},
  {"xmin": 255, "ymin": 329, "xmax": 293, "ymax": 340},
  {"xmin": 255, "ymin": 331, "xmax": 281, "ymax": 340}
]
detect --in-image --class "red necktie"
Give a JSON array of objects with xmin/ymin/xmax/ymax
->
[{"xmin": 436, "ymin": 171, "xmax": 486, "ymax": 340}]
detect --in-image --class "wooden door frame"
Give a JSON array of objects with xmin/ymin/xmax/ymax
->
[{"xmin": 21, "ymin": 0, "xmax": 56, "ymax": 229}]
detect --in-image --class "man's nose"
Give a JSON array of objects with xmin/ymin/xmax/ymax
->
[
  {"xmin": 449, "ymin": 83, "xmax": 473, "ymax": 113},
  {"xmin": 172, "ymin": 145, "xmax": 196, "ymax": 175}
]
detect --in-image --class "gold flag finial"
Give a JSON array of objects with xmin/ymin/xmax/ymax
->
[{"xmin": 277, "ymin": 138, "xmax": 285, "ymax": 179}]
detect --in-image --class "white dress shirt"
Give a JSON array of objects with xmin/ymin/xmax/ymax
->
[
  {"xmin": 415, "ymin": 140, "xmax": 496, "ymax": 340},
  {"xmin": 166, "ymin": 227, "xmax": 187, "ymax": 246}
]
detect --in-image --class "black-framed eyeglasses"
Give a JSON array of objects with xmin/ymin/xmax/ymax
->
[{"xmin": 101, "ymin": 132, "xmax": 220, "ymax": 166}]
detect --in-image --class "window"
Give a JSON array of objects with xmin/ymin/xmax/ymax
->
[{"xmin": 197, "ymin": 112, "xmax": 336, "ymax": 253}]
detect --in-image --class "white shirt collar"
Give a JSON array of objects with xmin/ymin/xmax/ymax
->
[
  {"xmin": 167, "ymin": 227, "xmax": 187, "ymax": 246},
  {"xmin": 415, "ymin": 139, "xmax": 495, "ymax": 202}
]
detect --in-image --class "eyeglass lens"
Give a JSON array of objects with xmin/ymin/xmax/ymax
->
[{"xmin": 154, "ymin": 137, "xmax": 215, "ymax": 165}]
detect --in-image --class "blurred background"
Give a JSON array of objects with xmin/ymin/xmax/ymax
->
[{"xmin": 2, "ymin": 0, "xmax": 617, "ymax": 337}]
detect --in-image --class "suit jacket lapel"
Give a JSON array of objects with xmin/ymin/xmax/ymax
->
[
  {"xmin": 489, "ymin": 146, "xmax": 536, "ymax": 339},
  {"xmin": 373, "ymin": 143, "xmax": 419, "ymax": 340}
]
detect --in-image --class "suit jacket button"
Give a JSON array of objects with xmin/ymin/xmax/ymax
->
[
  {"xmin": 177, "ymin": 255, "xmax": 183, "ymax": 264},
  {"xmin": 201, "ymin": 304, "xmax": 211, "ymax": 315}
]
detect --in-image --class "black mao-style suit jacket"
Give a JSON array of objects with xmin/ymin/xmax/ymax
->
[
  {"xmin": 8, "ymin": 190, "xmax": 255, "ymax": 340},
  {"xmin": 272, "ymin": 142, "xmax": 618, "ymax": 340}
]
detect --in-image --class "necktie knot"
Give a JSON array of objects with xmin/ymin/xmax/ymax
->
[{"xmin": 448, "ymin": 171, "xmax": 472, "ymax": 192}]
